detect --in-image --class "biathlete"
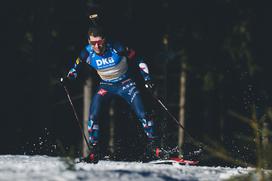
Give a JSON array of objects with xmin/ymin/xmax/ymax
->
[{"xmin": 67, "ymin": 26, "xmax": 160, "ymax": 163}]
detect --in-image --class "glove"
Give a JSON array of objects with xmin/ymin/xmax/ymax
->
[
  {"xmin": 145, "ymin": 80, "xmax": 155, "ymax": 92},
  {"xmin": 67, "ymin": 68, "xmax": 77, "ymax": 79}
]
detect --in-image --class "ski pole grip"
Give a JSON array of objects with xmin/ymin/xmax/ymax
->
[
  {"xmin": 60, "ymin": 77, "xmax": 66, "ymax": 85},
  {"xmin": 60, "ymin": 77, "xmax": 69, "ymax": 85}
]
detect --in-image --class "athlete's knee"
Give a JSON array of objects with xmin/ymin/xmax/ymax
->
[
  {"xmin": 88, "ymin": 118, "xmax": 99, "ymax": 145},
  {"xmin": 88, "ymin": 119, "xmax": 99, "ymax": 130},
  {"xmin": 139, "ymin": 118, "xmax": 156, "ymax": 140},
  {"xmin": 139, "ymin": 118, "xmax": 153, "ymax": 128},
  {"xmin": 88, "ymin": 114, "xmax": 99, "ymax": 131}
]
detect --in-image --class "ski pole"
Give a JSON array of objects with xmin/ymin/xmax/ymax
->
[
  {"xmin": 148, "ymin": 90, "xmax": 207, "ymax": 157},
  {"xmin": 150, "ymin": 90, "xmax": 215, "ymax": 158},
  {"xmin": 146, "ymin": 88, "xmax": 199, "ymax": 145},
  {"xmin": 60, "ymin": 77, "xmax": 91, "ymax": 151}
]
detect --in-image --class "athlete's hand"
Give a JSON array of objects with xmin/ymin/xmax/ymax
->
[
  {"xmin": 67, "ymin": 68, "xmax": 77, "ymax": 79},
  {"xmin": 145, "ymin": 80, "xmax": 155, "ymax": 93}
]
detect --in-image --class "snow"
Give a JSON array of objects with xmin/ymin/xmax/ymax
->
[{"xmin": 0, "ymin": 155, "xmax": 253, "ymax": 181}]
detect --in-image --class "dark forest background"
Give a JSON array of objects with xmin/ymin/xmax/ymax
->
[{"xmin": 1, "ymin": 0, "xmax": 271, "ymax": 166}]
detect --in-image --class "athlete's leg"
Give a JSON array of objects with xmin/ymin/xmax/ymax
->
[
  {"xmin": 131, "ymin": 93, "xmax": 157, "ymax": 141},
  {"xmin": 118, "ymin": 80, "xmax": 157, "ymax": 142},
  {"xmin": 88, "ymin": 86, "xmax": 110, "ymax": 146},
  {"xmin": 82, "ymin": 84, "xmax": 113, "ymax": 163}
]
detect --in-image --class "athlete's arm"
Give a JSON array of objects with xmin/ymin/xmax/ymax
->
[
  {"xmin": 125, "ymin": 47, "xmax": 154, "ymax": 90},
  {"xmin": 67, "ymin": 48, "xmax": 89, "ymax": 79},
  {"xmin": 113, "ymin": 42, "xmax": 152, "ymax": 81}
]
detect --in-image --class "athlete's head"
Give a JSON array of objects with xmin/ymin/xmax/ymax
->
[{"xmin": 88, "ymin": 26, "xmax": 106, "ymax": 55}]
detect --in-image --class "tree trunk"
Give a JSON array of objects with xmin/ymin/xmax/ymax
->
[
  {"xmin": 178, "ymin": 62, "xmax": 187, "ymax": 149},
  {"xmin": 83, "ymin": 78, "xmax": 92, "ymax": 157}
]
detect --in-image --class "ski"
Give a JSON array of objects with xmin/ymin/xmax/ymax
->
[
  {"xmin": 76, "ymin": 157, "xmax": 199, "ymax": 165},
  {"xmin": 148, "ymin": 157, "xmax": 199, "ymax": 165}
]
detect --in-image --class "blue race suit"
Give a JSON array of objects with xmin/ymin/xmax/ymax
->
[{"xmin": 68, "ymin": 41, "xmax": 156, "ymax": 146}]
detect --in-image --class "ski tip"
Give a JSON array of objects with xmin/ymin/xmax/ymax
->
[
  {"xmin": 148, "ymin": 157, "xmax": 199, "ymax": 165},
  {"xmin": 169, "ymin": 157, "xmax": 199, "ymax": 165}
]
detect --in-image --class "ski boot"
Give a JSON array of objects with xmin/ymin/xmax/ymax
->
[
  {"xmin": 142, "ymin": 141, "xmax": 162, "ymax": 162},
  {"xmin": 81, "ymin": 144, "xmax": 99, "ymax": 164}
]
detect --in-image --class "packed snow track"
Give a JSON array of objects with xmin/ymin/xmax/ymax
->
[{"xmin": 0, "ymin": 155, "xmax": 252, "ymax": 181}]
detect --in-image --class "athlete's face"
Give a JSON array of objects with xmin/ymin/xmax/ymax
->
[{"xmin": 88, "ymin": 36, "xmax": 106, "ymax": 55}]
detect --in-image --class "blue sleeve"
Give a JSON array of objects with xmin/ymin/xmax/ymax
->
[
  {"xmin": 67, "ymin": 47, "xmax": 90, "ymax": 79},
  {"xmin": 113, "ymin": 41, "xmax": 152, "ymax": 81},
  {"xmin": 71, "ymin": 47, "xmax": 89, "ymax": 71},
  {"xmin": 112, "ymin": 42, "xmax": 126, "ymax": 53}
]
